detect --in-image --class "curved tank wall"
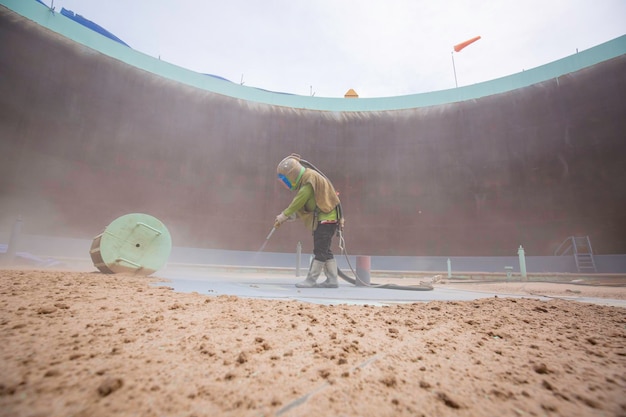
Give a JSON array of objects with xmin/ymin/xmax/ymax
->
[{"xmin": 1, "ymin": 3, "xmax": 625, "ymax": 256}]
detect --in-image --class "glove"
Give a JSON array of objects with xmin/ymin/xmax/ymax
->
[{"xmin": 275, "ymin": 212, "xmax": 288, "ymax": 228}]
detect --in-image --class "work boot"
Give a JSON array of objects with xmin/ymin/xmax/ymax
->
[
  {"xmin": 296, "ymin": 259, "xmax": 324, "ymax": 288},
  {"xmin": 317, "ymin": 258, "xmax": 339, "ymax": 288}
]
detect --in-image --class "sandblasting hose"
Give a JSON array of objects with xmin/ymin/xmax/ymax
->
[{"xmin": 336, "ymin": 229, "xmax": 434, "ymax": 291}]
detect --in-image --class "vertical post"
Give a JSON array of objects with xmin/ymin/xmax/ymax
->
[
  {"xmin": 447, "ymin": 258, "xmax": 452, "ymax": 278},
  {"xmin": 451, "ymin": 52, "xmax": 458, "ymax": 88},
  {"xmin": 295, "ymin": 241, "xmax": 302, "ymax": 277},
  {"xmin": 355, "ymin": 256, "xmax": 371, "ymax": 286},
  {"xmin": 518, "ymin": 245, "xmax": 527, "ymax": 280},
  {"xmin": 7, "ymin": 216, "xmax": 23, "ymax": 263}
]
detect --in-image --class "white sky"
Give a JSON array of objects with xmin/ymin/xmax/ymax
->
[{"xmin": 46, "ymin": 0, "xmax": 626, "ymax": 98}]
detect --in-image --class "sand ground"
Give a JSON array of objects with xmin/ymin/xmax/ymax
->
[{"xmin": 1, "ymin": 269, "xmax": 625, "ymax": 417}]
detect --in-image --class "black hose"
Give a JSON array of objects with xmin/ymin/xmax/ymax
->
[{"xmin": 338, "ymin": 267, "xmax": 434, "ymax": 291}]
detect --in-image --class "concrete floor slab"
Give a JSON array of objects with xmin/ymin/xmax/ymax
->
[{"xmin": 156, "ymin": 267, "xmax": 556, "ymax": 306}]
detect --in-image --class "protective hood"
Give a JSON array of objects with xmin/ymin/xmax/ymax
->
[{"xmin": 277, "ymin": 154, "xmax": 305, "ymax": 191}]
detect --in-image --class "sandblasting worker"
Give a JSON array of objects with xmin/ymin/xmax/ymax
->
[{"xmin": 274, "ymin": 154, "xmax": 341, "ymax": 288}]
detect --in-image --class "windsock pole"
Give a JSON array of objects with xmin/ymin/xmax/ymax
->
[
  {"xmin": 451, "ymin": 35, "xmax": 481, "ymax": 88},
  {"xmin": 451, "ymin": 52, "xmax": 458, "ymax": 88}
]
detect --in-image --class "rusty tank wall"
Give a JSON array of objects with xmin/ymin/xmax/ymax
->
[{"xmin": 1, "ymin": 4, "xmax": 625, "ymax": 256}]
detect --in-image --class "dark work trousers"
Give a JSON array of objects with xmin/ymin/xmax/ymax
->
[{"xmin": 313, "ymin": 223, "xmax": 338, "ymax": 262}]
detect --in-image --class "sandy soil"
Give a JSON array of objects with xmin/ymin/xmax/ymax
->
[
  {"xmin": 1, "ymin": 269, "xmax": 625, "ymax": 417},
  {"xmin": 438, "ymin": 279, "xmax": 626, "ymax": 301}
]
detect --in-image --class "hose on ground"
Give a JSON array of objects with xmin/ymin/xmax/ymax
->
[
  {"xmin": 337, "ymin": 267, "xmax": 434, "ymax": 291},
  {"xmin": 336, "ymin": 230, "xmax": 433, "ymax": 291}
]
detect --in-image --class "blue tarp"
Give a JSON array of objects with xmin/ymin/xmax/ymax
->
[
  {"xmin": 60, "ymin": 7, "xmax": 130, "ymax": 47},
  {"xmin": 32, "ymin": 1, "xmax": 295, "ymax": 94},
  {"xmin": 33, "ymin": 1, "xmax": 130, "ymax": 47},
  {"xmin": 56, "ymin": 6, "xmax": 129, "ymax": 47}
]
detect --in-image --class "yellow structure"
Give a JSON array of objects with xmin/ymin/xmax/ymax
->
[{"xmin": 344, "ymin": 88, "xmax": 358, "ymax": 98}]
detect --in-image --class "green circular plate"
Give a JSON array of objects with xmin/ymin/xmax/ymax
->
[{"xmin": 90, "ymin": 213, "xmax": 172, "ymax": 276}]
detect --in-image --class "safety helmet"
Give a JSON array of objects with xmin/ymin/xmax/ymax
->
[{"xmin": 277, "ymin": 153, "xmax": 305, "ymax": 190}]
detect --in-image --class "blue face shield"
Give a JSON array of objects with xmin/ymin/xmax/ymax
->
[{"xmin": 278, "ymin": 173, "xmax": 293, "ymax": 190}]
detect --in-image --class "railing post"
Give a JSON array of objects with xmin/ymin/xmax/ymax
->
[
  {"xmin": 518, "ymin": 245, "xmax": 527, "ymax": 280},
  {"xmin": 295, "ymin": 241, "xmax": 302, "ymax": 277}
]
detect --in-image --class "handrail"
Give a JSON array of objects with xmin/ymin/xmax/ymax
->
[
  {"xmin": 554, "ymin": 236, "xmax": 573, "ymax": 256},
  {"xmin": 583, "ymin": 236, "xmax": 594, "ymax": 255}
]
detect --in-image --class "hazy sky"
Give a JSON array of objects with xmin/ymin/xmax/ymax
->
[{"xmin": 46, "ymin": 0, "xmax": 626, "ymax": 98}]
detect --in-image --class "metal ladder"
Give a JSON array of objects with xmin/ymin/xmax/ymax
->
[
  {"xmin": 572, "ymin": 236, "xmax": 596, "ymax": 273},
  {"xmin": 555, "ymin": 236, "xmax": 597, "ymax": 273}
]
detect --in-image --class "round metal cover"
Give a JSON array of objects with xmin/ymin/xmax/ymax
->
[{"xmin": 90, "ymin": 213, "xmax": 172, "ymax": 275}]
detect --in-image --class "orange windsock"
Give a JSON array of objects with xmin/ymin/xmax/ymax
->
[{"xmin": 453, "ymin": 35, "xmax": 481, "ymax": 52}]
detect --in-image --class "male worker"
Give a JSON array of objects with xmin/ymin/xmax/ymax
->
[{"xmin": 274, "ymin": 154, "xmax": 341, "ymax": 288}]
